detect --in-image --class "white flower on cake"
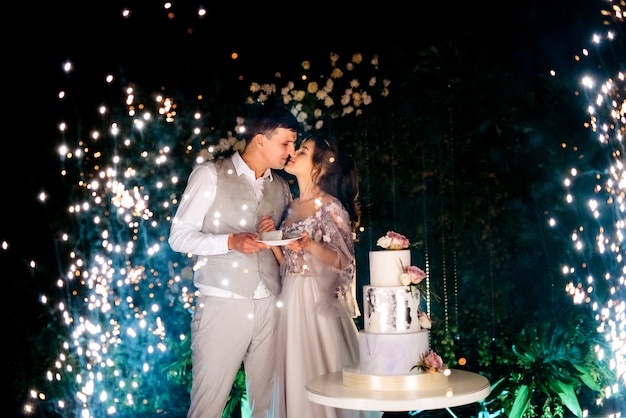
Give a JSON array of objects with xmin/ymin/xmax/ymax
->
[
  {"xmin": 418, "ymin": 311, "xmax": 432, "ymax": 329},
  {"xmin": 411, "ymin": 350, "xmax": 444, "ymax": 373},
  {"xmin": 376, "ymin": 231, "xmax": 410, "ymax": 250}
]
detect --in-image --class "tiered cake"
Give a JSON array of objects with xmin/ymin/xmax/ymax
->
[{"xmin": 342, "ymin": 231, "xmax": 448, "ymax": 391}]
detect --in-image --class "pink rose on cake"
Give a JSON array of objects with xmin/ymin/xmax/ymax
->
[
  {"xmin": 399, "ymin": 259, "xmax": 440, "ymax": 302},
  {"xmin": 412, "ymin": 350, "xmax": 443, "ymax": 373},
  {"xmin": 399, "ymin": 264, "xmax": 426, "ymax": 286},
  {"xmin": 376, "ymin": 231, "xmax": 410, "ymax": 250}
]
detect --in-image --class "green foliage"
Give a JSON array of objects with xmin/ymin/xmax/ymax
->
[
  {"xmin": 222, "ymin": 365, "xmax": 247, "ymax": 418},
  {"xmin": 486, "ymin": 312, "xmax": 610, "ymax": 418},
  {"xmin": 510, "ymin": 384, "xmax": 531, "ymax": 417}
]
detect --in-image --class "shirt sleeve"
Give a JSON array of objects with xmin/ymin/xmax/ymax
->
[{"xmin": 168, "ymin": 162, "xmax": 230, "ymax": 255}]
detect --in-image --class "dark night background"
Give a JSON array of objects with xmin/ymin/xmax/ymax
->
[
  {"xmin": 4, "ymin": 0, "xmax": 623, "ymax": 417},
  {"xmin": 7, "ymin": 0, "xmax": 600, "ymax": 270}
]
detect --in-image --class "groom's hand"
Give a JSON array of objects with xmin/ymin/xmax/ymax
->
[{"xmin": 229, "ymin": 232, "xmax": 269, "ymax": 254}]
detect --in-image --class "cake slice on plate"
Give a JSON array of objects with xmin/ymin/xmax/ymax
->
[{"xmin": 261, "ymin": 230, "xmax": 283, "ymax": 241}]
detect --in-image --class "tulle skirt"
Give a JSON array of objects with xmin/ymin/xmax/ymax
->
[{"xmin": 270, "ymin": 272, "xmax": 382, "ymax": 418}]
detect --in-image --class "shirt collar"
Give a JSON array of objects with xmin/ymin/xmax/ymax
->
[{"xmin": 232, "ymin": 151, "xmax": 273, "ymax": 181}]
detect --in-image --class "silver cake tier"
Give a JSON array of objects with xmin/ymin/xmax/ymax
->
[{"xmin": 363, "ymin": 286, "xmax": 421, "ymax": 333}]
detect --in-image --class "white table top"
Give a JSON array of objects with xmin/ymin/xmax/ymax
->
[{"xmin": 306, "ymin": 369, "xmax": 490, "ymax": 412}]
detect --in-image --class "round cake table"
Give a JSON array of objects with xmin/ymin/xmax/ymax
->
[{"xmin": 306, "ymin": 369, "xmax": 490, "ymax": 418}]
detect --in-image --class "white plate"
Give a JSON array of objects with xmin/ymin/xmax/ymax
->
[{"xmin": 257, "ymin": 233, "xmax": 302, "ymax": 246}]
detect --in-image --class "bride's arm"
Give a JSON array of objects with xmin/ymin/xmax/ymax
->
[{"xmin": 270, "ymin": 246, "xmax": 284, "ymax": 264}]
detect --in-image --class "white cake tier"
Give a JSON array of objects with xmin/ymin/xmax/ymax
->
[
  {"xmin": 358, "ymin": 330, "xmax": 430, "ymax": 375},
  {"xmin": 363, "ymin": 286, "xmax": 421, "ymax": 333},
  {"xmin": 344, "ymin": 331, "xmax": 449, "ymax": 391},
  {"xmin": 369, "ymin": 249, "xmax": 411, "ymax": 286}
]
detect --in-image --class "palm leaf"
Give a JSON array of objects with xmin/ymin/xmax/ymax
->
[
  {"xmin": 552, "ymin": 379, "xmax": 583, "ymax": 417},
  {"xmin": 509, "ymin": 384, "xmax": 530, "ymax": 418},
  {"xmin": 573, "ymin": 364, "xmax": 602, "ymax": 391},
  {"xmin": 482, "ymin": 377, "xmax": 509, "ymax": 403}
]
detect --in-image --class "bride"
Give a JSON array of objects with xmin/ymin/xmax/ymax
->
[{"xmin": 258, "ymin": 135, "xmax": 381, "ymax": 418}]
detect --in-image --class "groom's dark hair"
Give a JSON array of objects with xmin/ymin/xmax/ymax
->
[{"xmin": 245, "ymin": 104, "xmax": 300, "ymax": 144}]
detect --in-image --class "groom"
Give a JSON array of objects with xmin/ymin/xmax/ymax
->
[{"xmin": 168, "ymin": 104, "xmax": 299, "ymax": 418}]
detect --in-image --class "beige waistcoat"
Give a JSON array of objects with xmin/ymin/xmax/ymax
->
[{"xmin": 192, "ymin": 157, "xmax": 290, "ymax": 297}]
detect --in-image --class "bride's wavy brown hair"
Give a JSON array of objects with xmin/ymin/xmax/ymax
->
[{"xmin": 305, "ymin": 135, "xmax": 361, "ymax": 231}]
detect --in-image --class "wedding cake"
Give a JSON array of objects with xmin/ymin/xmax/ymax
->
[{"xmin": 342, "ymin": 231, "xmax": 449, "ymax": 391}]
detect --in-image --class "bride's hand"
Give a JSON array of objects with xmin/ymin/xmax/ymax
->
[
  {"xmin": 257, "ymin": 215, "xmax": 276, "ymax": 234},
  {"xmin": 285, "ymin": 231, "xmax": 310, "ymax": 251}
]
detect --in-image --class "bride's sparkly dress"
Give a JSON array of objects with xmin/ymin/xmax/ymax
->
[{"xmin": 270, "ymin": 197, "xmax": 381, "ymax": 418}]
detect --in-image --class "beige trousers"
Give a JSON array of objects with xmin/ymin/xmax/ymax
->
[{"xmin": 187, "ymin": 295, "xmax": 277, "ymax": 418}]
